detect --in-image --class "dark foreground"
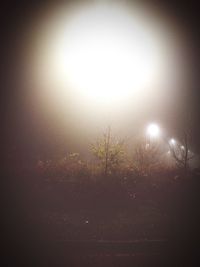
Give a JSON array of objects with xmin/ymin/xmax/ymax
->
[
  {"xmin": 3, "ymin": 239, "xmax": 199, "ymax": 266},
  {"xmin": 3, "ymin": 169, "xmax": 200, "ymax": 266}
]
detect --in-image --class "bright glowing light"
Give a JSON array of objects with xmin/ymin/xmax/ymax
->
[
  {"xmin": 34, "ymin": 2, "xmax": 179, "ymax": 107},
  {"xmin": 146, "ymin": 143, "xmax": 150, "ymax": 149},
  {"xmin": 147, "ymin": 123, "xmax": 160, "ymax": 138},
  {"xmin": 181, "ymin": 145, "xmax": 185, "ymax": 150},
  {"xmin": 170, "ymin": 138, "xmax": 176, "ymax": 145}
]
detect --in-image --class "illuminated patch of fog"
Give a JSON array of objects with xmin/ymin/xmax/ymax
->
[{"xmin": 28, "ymin": 1, "xmax": 188, "ymax": 134}]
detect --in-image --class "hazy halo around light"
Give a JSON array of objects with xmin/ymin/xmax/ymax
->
[
  {"xmin": 52, "ymin": 4, "xmax": 162, "ymax": 103},
  {"xmin": 32, "ymin": 1, "xmax": 182, "ymax": 111}
]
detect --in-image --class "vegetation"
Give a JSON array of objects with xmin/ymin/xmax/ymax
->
[
  {"xmin": 168, "ymin": 131, "xmax": 195, "ymax": 171},
  {"xmin": 37, "ymin": 128, "xmax": 197, "ymax": 179},
  {"xmin": 91, "ymin": 127, "xmax": 125, "ymax": 176},
  {"xmin": 132, "ymin": 138, "xmax": 165, "ymax": 176},
  {"xmin": 32, "ymin": 128, "xmax": 199, "ymax": 241}
]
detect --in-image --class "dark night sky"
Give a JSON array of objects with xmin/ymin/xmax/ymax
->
[{"xmin": 2, "ymin": 0, "xmax": 200, "ymax": 169}]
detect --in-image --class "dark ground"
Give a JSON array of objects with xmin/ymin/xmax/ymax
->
[{"xmin": 3, "ymin": 168, "xmax": 200, "ymax": 266}]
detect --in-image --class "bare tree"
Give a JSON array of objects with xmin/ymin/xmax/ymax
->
[
  {"xmin": 133, "ymin": 139, "xmax": 164, "ymax": 175},
  {"xmin": 91, "ymin": 127, "xmax": 125, "ymax": 176},
  {"xmin": 168, "ymin": 131, "xmax": 194, "ymax": 171}
]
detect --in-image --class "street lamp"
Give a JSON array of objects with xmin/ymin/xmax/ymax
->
[
  {"xmin": 147, "ymin": 123, "xmax": 160, "ymax": 138},
  {"xmin": 169, "ymin": 138, "xmax": 176, "ymax": 146},
  {"xmin": 146, "ymin": 123, "xmax": 160, "ymax": 146}
]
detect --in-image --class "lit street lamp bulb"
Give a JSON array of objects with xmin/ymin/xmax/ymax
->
[
  {"xmin": 170, "ymin": 138, "xmax": 176, "ymax": 145},
  {"xmin": 147, "ymin": 123, "xmax": 160, "ymax": 138}
]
